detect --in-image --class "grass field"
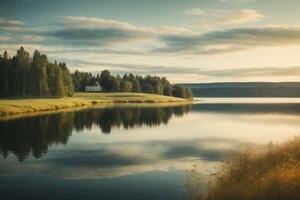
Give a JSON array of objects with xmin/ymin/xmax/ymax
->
[
  {"xmin": 0, "ymin": 92, "xmax": 190, "ymax": 116},
  {"xmin": 186, "ymin": 137, "xmax": 300, "ymax": 200}
]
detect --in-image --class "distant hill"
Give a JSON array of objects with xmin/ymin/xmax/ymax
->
[{"xmin": 181, "ymin": 82, "xmax": 300, "ymax": 97}]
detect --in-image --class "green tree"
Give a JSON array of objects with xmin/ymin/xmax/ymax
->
[
  {"xmin": 172, "ymin": 85, "xmax": 193, "ymax": 100},
  {"xmin": 153, "ymin": 79, "xmax": 163, "ymax": 95},
  {"xmin": 59, "ymin": 63, "xmax": 74, "ymax": 96},
  {"xmin": 162, "ymin": 77, "xmax": 172, "ymax": 96},
  {"xmin": 32, "ymin": 50, "xmax": 49, "ymax": 96},
  {"xmin": 142, "ymin": 82, "xmax": 154, "ymax": 93},
  {"xmin": 12, "ymin": 47, "xmax": 31, "ymax": 96},
  {"xmin": 99, "ymin": 70, "xmax": 111, "ymax": 91},
  {"xmin": 185, "ymin": 87, "xmax": 193, "ymax": 100},
  {"xmin": 110, "ymin": 76, "xmax": 121, "ymax": 92},
  {"xmin": 172, "ymin": 85, "xmax": 186, "ymax": 98},
  {"xmin": 72, "ymin": 70, "xmax": 94, "ymax": 92},
  {"xmin": 0, "ymin": 51, "xmax": 11, "ymax": 95},
  {"xmin": 47, "ymin": 62, "xmax": 65, "ymax": 97},
  {"xmin": 1, "ymin": 47, "xmax": 76, "ymax": 97},
  {"xmin": 121, "ymin": 80, "xmax": 133, "ymax": 92},
  {"xmin": 132, "ymin": 79, "xmax": 141, "ymax": 93}
]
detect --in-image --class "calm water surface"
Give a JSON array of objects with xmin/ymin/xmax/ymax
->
[{"xmin": 1, "ymin": 99, "xmax": 300, "ymax": 200}]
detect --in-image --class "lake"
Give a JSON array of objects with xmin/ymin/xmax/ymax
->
[{"xmin": 1, "ymin": 98, "xmax": 300, "ymax": 200}]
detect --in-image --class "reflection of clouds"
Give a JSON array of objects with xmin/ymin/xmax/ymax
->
[
  {"xmin": 0, "ymin": 138, "xmax": 255, "ymax": 179},
  {"xmin": 192, "ymin": 103, "xmax": 300, "ymax": 115}
]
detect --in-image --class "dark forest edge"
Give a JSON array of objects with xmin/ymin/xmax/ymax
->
[{"xmin": 0, "ymin": 47, "xmax": 193, "ymax": 100}]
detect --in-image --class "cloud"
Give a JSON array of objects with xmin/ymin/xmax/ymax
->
[
  {"xmin": 0, "ymin": 18, "xmax": 38, "ymax": 35},
  {"xmin": 184, "ymin": 8, "xmax": 264, "ymax": 28},
  {"xmin": 69, "ymin": 60, "xmax": 300, "ymax": 79},
  {"xmin": 3, "ymin": 16, "xmax": 300, "ymax": 57},
  {"xmin": 48, "ymin": 16, "xmax": 152, "ymax": 45},
  {"xmin": 0, "ymin": 18, "xmax": 26, "ymax": 32},
  {"xmin": 155, "ymin": 26, "xmax": 300, "ymax": 54},
  {"xmin": 0, "ymin": 18, "xmax": 43, "ymax": 46},
  {"xmin": 0, "ymin": 35, "xmax": 12, "ymax": 43},
  {"xmin": 62, "ymin": 60, "xmax": 200, "ymax": 75},
  {"xmin": 201, "ymin": 66, "xmax": 300, "ymax": 77},
  {"xmin": 96, "ymin": 63, "xmax": 300, "ymax": 79},
  {"xmin": 0, "ymin": 34, "xmax": 45, "ymax": 46},
  {"xmin": 46, "ymin": 16, "xmax": 194, "ymax": 46}
]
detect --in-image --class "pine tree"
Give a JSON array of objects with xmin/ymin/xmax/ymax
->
[
  {"xmin": 59, "ymin": 63, "xmax": 74, "ymax": 96},
  {"xmin": 99, "ymin": 70, "xmax": 111, "ymax": 91},
  {"xmin": 32, "ymin": 50, "xmax": 49, "ymax": 96},
  {"xmin": 47, "ymin": 63, "xmax": 65, "ymax": 97},
  {"xmin": 121, "ymin": 80, "xmax": 133, "ymax": 92},
  {"xmin": 12, "ymin": 47, "xmax": 31, "ymax": 96}
]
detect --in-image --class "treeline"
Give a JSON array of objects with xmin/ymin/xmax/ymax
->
[
  {"xmin": 0, "ymin": 47, "xmax": 192, "ymax": 99},
  {"xmin": 72, "ymin": 70, "xmax": 193, "ymax": 99},
  {"xmin": 0, "ymin": 47, "xmax": 74, "ymax": 97}
]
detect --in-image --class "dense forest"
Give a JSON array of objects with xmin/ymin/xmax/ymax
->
[
  {"xmin": 0, "ymin": 47, "xmax": 74, "ymax": 97},
  {"xmin": 72, "ymin": 70, "xmax": 193, "ymax": 99},
  {"xmin": 0, "ymin": 47, "xmax": 193, "ymax": 99}
]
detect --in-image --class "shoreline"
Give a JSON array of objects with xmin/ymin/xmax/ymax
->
[{"xmin": 0, "ymin": 92, "xmax": 193, "ymax": 118}]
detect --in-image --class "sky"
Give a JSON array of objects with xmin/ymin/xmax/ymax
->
[{"xmin": 1, "ymin": 0, "xmax": 300, "ymax": 83}]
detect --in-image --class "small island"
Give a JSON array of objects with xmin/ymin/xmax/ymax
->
[{"xmin": 0, "ymin": 47, "xmax": 193, "ymax": 116}]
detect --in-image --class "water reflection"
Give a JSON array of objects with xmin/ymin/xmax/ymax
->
[
  {"xmin": 73, "ymin": 105, "xmax": 191, "ymax": 133},
  {"xmin": 192, "ymin": 103, "xmax": 300, "ymax": 115},
  {"xmin": 0, "ymin": 104, "xmax": 191, "ymax": 161},
  {"xmin": 0, "ymin": 138, "xmax": 250, "ymax": 179},
  {"xmin": 2, "ymin": 100, "xmax": 300, "ymax": 200}
]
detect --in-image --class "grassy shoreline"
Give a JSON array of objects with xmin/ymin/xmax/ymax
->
[
  {"xmin": 0, "ymin": 92, "xmax": 191, "ymax": 117},
  {"xmin": 186, "ymin": 137, "xmax": 300, "ymax": 200}
]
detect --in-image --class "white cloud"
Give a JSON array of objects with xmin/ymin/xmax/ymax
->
[
  {"xmin": 0, "ymin": 18, "xmax": 26, "ymax": 32},
  {"xmin": 46, "ymin": 16, "xmax": 195, "ymax": 46},
  {"xmin": 0, "ymin": 35, "xmax": 12, "ymax": 43},
  {"xmin": 155, "ymin": 26, "xmax": 300, "ymax": 55},
  {"xmin": 184, "ymin": 8, "xmax": 264, "ymax": 28}
]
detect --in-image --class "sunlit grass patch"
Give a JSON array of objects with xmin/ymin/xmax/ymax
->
[
  {"xmin": 186, "ymin": 137, "xmax": 300, "ymax": 200},
  {"xmin": 0, "ymin": 92, "xmax": 190, "ymax": 116}
]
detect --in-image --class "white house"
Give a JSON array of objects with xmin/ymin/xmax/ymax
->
[{"xmin": 85, "ymin": 82, "xmax": 102, "ymax": 92}]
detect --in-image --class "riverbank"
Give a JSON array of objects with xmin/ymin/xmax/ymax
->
[{"xmin": 0, "ymin": 92, "xmax": 191, "ymax": 116}]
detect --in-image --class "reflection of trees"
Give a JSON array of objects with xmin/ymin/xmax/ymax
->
[
  {"xmin": 0, "ymin": 105, "xmax": 191, "ymax": 161},
  {"xmin": 0, "ymin": 112, "xmax": 74, "ymax": 161},
  {"xmin": 74, "ymin": 105, "xmax": 191, "ymax": 134}
]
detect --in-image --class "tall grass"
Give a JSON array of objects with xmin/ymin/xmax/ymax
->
[{"xmin": 186, "ymin": 137, "xmax": 300, "ymax": 200}]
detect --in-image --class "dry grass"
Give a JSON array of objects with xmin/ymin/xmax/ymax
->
[
  {"xmin": 0, "ymin": 92, "xmax": 190, "ymax": 116},
  {"xmin": 186, "ymin": 137, "xmax": 300, "ymax": 200}
]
